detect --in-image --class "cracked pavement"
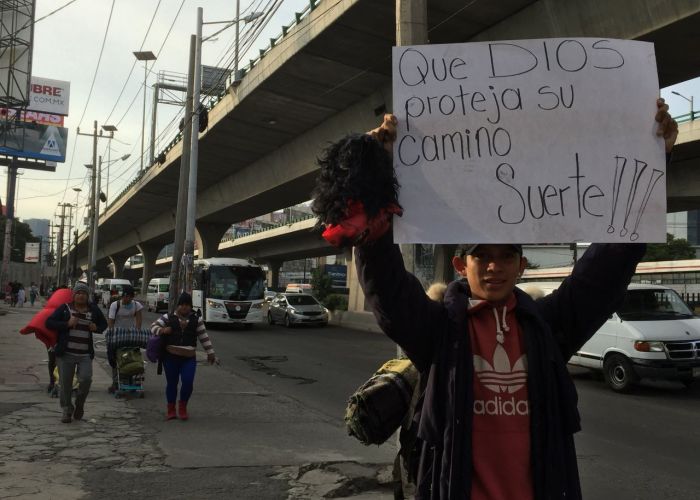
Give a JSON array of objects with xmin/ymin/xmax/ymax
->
[{"xmin": 0, "ymin": 305, "xmax": 396, "ymax": 499}]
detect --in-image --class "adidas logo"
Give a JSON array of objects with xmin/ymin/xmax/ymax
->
[
  {"xmin": 474, "ymin": 344, "xmax": 527, "ymax": 394},
  {"xmin": 474, "ymin": 395, "xmax": 530, "ymax": 416}
]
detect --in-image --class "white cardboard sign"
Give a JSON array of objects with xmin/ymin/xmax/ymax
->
[{"xmin": 392, "ymin": 38, "xmax": 666, "ymax": 244}]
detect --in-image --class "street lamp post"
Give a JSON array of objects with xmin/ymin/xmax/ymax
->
[
  {"xmin": 71, "ymin": 187, "xmax": 81, "ymax": 280},
  {"xmin": 200, "ymin": 5, "xmax": 263, "ymax": 82},
  {"xmin": 133, "ymin": 51, "xmax": 157, "ymax": 175},
  {"xmin": 87, "ymin": 151, "xmax": 129, "ymax": 288},
  {"xmin": 671, "ymin": 90, "xmax": 695, "ymax": 121}
]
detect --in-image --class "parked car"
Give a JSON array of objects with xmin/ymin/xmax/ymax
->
[
  {"xmin": 147, "ymin": 278, "xmax": 170, "ymax": 312},
  {"xmin": 518, "ymin": 282, "xmax": 700, "ymax": 392},
  {"xmin": 267, "ymin": 293, "xmax": 329, "ymax": 328}
]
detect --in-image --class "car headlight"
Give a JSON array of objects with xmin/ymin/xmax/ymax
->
[
  {"xmin": 634, "ymin": 341, "xmax": 665, "ymax": 352},
  {"xmin": 251, "ymin": 302, "xmax": 263, "ymax": 309},
  {"xmin": 207, "ymin": 300, "xmax": 224, "ymax": 309}
]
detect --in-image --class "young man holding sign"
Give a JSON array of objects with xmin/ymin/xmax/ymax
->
[{"xmin": 344, "ymin": 99, "xmax": 677, "ymax": 499}]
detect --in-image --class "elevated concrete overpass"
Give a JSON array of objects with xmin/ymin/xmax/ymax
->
[{"xmin": 71, "ymin": 0, "xmax": 700, "ymax": 290}]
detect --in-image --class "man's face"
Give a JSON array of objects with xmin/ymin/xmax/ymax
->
[
  {"xmin": 453, "ymin": 245, "xmax": 526, "ymax": 302},
  {"xmin": 73, "ymin": 291, "xmax": 88, "ymax": 305},
  {"xmin": 177, "ymin": 304, "xmax": 192, "ymax": 316},
  {"xmin": 122, "ymin": 295, "xmax": 133, "ymax": 305}
]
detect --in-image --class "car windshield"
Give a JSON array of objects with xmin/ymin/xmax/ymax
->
[
  {"xmin": 286, "ymin": 295, "xmax": 319, "ymax": 306},
  {"xmin": 208, "ymin": 265, "xmax": 265, "ymax": 300},
  {"xmin": 617, "ymin": 289, "xmax": 694, "ymax": 321}
]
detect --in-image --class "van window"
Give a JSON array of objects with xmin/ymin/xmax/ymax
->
[
  {"xmin": 148, "ymin": 285, "xmax": 157, "ymax": 294},
  {"xmin": 159, "ymin": 284, "xmax": 169, "ymax": 292},
  {"xmin": 617, "ymin": 289, "xmax": 694, "ymax": 321}
]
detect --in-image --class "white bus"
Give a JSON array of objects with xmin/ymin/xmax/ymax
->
[{"xmin": 192, "ymin": 257, "xmax": 266, "ymax": 327}]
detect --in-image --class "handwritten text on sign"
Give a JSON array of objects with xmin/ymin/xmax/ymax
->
[{"xmin": 391, "ymin": 39, "xmax": 665, "ymax": 244}]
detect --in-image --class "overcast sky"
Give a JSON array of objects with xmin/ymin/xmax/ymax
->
[
  {"xmin": 4, "ymin": 0, "xmax": 700, "ymax": 230},
  {"xmin": 5, "ymin": 0, "xmax": 308, "ymax": 227}
]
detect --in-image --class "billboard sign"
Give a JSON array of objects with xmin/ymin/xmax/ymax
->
[
  {"xmin": 0, "ymin": 107, "xmax": 64, "ymax": 126},
  {"xmin": 28, "ymin": 77, "xmax": 70, "ymax": 116},
  {"xmin": 324, "ymin": 264, "xmax": 347, "ymax": 288},
  {"xmin": 0, "ymin": 121, "xmax": 68, "ymax": 162},
  {"xmin": 24, "ymin": 242, "xmax": 40, "ymax": 263},
  {"xmin": 0, "ymin": 2, "xmax": 35, "ymax": 107},
  {"xmin": 201, "ymin": 65, "xmax": 232, "ymax": 96}
]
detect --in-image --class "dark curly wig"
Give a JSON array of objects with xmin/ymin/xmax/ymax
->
[{"xmin": 311, "ymin": 133, "xmax": 401, "ymax": 225}]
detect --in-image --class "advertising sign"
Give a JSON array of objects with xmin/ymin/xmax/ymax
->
[
  {"xmin": 28, "ymin": 76, "xmax": 70, "ymax": 116},
  {"xmin": 392, "ymin": 38, "xmax": 665, "ymax": 244},
  {"xmin": 0, "ymin": 107, "xmax": 64, "ymax": 126},
  {"xmin": 324, "ymin": 264, "xmax": 347, "ymax": 288},
  {"xmin": 0, "ymin": 121, "xmax": 68, "ymax": 162},
  {"xmin": 24, "ymin": 242, "xmax": 40, "ymax": 263},
  {"xmin": 0, "ymin": 2, "xmax": 35, "ymax": 107}
]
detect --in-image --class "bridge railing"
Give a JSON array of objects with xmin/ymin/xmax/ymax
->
[
  {"xmin": 674, "ymin": 111, "xmax": 696, "ymax": 124},
  {"xmin": 220, "ymin": 213, "xmax": 318, "ymax": 244}
]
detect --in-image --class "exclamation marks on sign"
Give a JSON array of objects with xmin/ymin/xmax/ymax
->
[{"xmin": 608, "ymin": 156, "xmax": 664, "ymax": 241}]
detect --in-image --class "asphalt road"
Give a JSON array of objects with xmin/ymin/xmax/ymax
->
[{"xmin": 133, "ymin": 310, "xmax": 700, "ymax": 499}]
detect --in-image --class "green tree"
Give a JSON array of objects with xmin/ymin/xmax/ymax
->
[
  {"xmin": 0, "ymin": 216, "xmax": 40, "ymax": 262},
  {"xmin": 310, "ymin": 268, "xmax": 333, "ymax": 302},
  {"xmin": 642, "ymin": 233, "xmax": 696, "ymax": 262}
]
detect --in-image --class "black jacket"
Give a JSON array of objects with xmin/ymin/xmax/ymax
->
[
  {"xmin": 355, "ymin": 233, "xmax": 645, "ymax": 499},
  {"xmin": 46, "ymin": 302, "xmax": 107, "ymax": 359}
]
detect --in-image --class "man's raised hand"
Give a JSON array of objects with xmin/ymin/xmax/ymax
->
[
  {"xmin": 656, "ymin": 98, "xmax": 678, "ymax": 153},
  {"xmin": 367, "ymin": 114, "xmax": 398, "ymax": 154}
]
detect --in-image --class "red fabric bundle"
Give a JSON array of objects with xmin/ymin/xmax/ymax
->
[
  {"xmin": 322, "ymin": 200, "xmax": 403, "ymax": 247},
  {"xmin": 19, "ymin": 288, "xmax": 73, "ymax": 348}
]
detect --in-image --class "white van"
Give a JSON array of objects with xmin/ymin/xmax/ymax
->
[
  {"xmin": 518, "ymin": 282, "xmax": 700, "ymax": 392},
  {"xmin": 147, "ymin": 278, "xmax": 170, "ymax": 312},
  {"xmin": 96, "ymin": 278, "xmax": 132, "ymax": 308}
]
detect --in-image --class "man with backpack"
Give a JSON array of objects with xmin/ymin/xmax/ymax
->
[
  {"xmin": 334, "ymin": 100, "xmax": 678, "ymax": 499},
  {"xmin": 45, "ymin": 282, "xmax": 107, "ymax": 423},
  {"xmin": 107, "ymin": 285, "xmax": 143, "ymax": 393}
]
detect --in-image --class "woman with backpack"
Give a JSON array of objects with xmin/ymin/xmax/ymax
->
[{"xmin": 151, "ymin": 292, "xmax": 218, "ymax": 420}]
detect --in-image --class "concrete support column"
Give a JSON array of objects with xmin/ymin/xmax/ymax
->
[
  {"xmin": 433, "ymin": 244, "xmax": 457, "ymax": 284},
  {"xmin": 266, "ymin": 259, "xmax": 282, "ymax": 290},
  {"xmin": 346, "ymin": 249, "xmax": 368, "ymax": 313},
  {"xmin": 195, "ymin": 223, "xmax": 231, "ymax": 259},
  {"xmin": 137, "ymin": 243, "xmax": 160, "ymax": 298},
  {"xmin": 109, "ymin": 254, "xmax": 130, "ymax": 278},
  {"xmin": 94, "ymin": 258, "xmax": 111, "ymax": 282}
]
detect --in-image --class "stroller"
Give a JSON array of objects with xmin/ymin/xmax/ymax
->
[{"xmin": 105, "ymin": 328, "xmax": 151, "ymax": 399}]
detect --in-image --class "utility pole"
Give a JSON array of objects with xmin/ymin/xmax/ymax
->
[
  {"xmin": 77, "ymin": 122, "xmax": 114, "ymax": 292},
  {"xmin": 0, "ymin": 157, "xmax": 17, "ymax": 290},
  {"xmin": 183, "ymin": 7, "xmax": 204, "ymax": 294},
  {"xmin": 64, "ymin": 204, "xmax": 74, "ymax": 284},
  {"xmin": 169, "ymin": 35, "xmax": 196, "ymax": 305},
  {"xmin": 55, "ymin": 204, "xmax": 68, "ymax": 286},
  {"xmin": 395, "ymin": 0, "xmax": 427, "ymax": 361}
]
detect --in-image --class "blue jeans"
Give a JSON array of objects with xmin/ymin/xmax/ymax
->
[{"xmin": 162, "ymin": 355, "xmax": 197, "ymax": 404}]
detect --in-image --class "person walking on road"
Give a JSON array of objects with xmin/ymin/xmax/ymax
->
[
  {"xmin": 29, "ymin": 282, "xmax": 39, "ymax": 307},
  {"xmin": 151, "ymin": 292, "xmax": 217, "ymax": 421},
  {"xmin": 318, "ymin": 100, "xmax": 678, "ymax": 499},
  {"xmin": 16, "ymin": 284, "xmax": 25, "ymax": 308},
  {"xmin": 106, "ymin": 285, "xmax": 143, "ymax": 393},
  {"xmin": 46, "ymin": 282, "xmax": 107, "ymax": 423}
]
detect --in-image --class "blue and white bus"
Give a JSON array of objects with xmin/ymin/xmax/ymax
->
[{"xmin": 192, "ymin": 257, "xmax": 266, "ymax": 327}]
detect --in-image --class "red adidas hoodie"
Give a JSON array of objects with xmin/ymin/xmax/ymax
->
[{"xmin": 468, "ymin": 293, "xmax": 533, "ymax": 500}]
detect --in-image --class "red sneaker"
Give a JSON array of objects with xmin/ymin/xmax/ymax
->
[
  {"xmin": 178, "ymin": 401, "xmax": 189, "ymax": 421},
  {"xmin": 166, "ymin": 403, "xmax": 177, "ymax": 420}
]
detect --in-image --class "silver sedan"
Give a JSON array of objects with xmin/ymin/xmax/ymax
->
[{"xmin": 267, "ymin": 293, "xmax": 329, "ymax": 328}]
